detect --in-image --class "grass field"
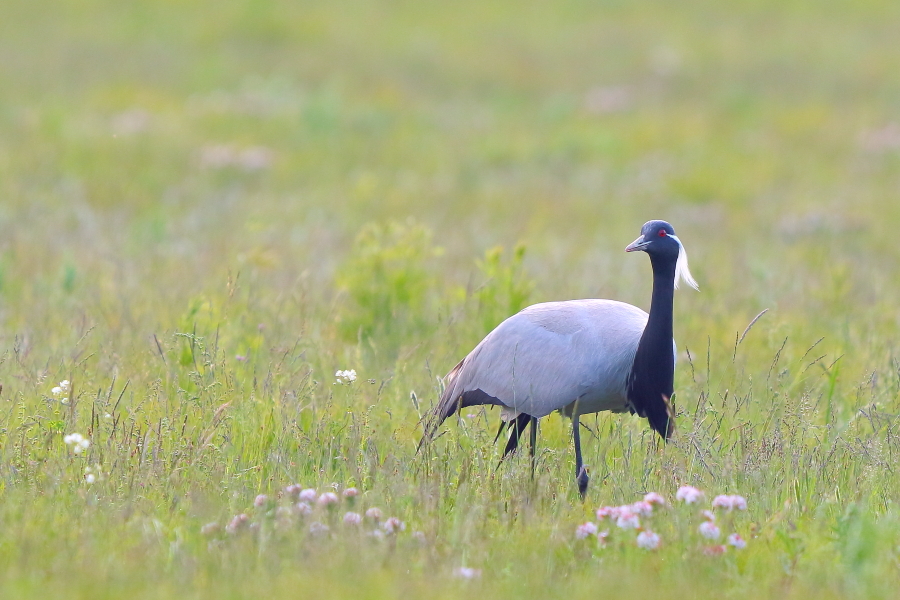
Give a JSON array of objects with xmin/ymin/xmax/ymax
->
[{"xmin": 2, "ymin": 0, "xmax": 900, "ymax": 597}]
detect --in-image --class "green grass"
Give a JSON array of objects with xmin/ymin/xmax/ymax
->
[{"xmin": 2, "ymin": 0, "xmax": 900, "ymax": 597}]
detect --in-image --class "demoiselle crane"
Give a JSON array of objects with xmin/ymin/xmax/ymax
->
[{"xmin": 422, "ymin": 220, "xmax": 698, "ymax": 497}]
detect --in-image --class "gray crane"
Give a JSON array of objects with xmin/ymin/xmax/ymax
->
[{"xmin": 421, "ymin": 220, "xmax": 698, "ymax": 497}]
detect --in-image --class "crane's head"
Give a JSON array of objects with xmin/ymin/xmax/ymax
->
[{"xmin": 625, "ymin": 220, "xmax": 699, "ymax": 290}]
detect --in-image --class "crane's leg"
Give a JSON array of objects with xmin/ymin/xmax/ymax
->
[
  {"xmin": 529, "ymin": 416, "xmax": 538, "ymax": 478},
  {"xmin": 572, "ymin": 416, "xmax": 589, "ymax": 499}
]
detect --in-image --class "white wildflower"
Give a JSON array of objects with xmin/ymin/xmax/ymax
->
[
  {"xmin": 453, "ymin": 567, "xmax": 481, "ymax": 579},
  {"xmin": 51, "ymin": 386, "xmax": 63, "ymax": 396},
  {"xmin": 63, "ymin": 433, "xmax": 90, "ymax": 454},
  {"xmin": 334, "ymin": 369, "xmax": 358, "ymax": 384}
]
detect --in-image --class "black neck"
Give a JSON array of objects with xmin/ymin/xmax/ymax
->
[{"xmin": 627, "ymin": 256, "xmax": 676, "ymax": 438}]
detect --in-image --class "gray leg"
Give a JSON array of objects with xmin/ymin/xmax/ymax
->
[
  {"xmin": 529, "ymin": 416, "xmax": 538, "ymax": 478},
  {"xmin": 572, "ymin": 416, "xmax": 589, "ymax": 499}
]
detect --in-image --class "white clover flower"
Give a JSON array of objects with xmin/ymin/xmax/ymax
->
[
  {"xmin": 575, "ymin": 522, "xmax": 598, "ymax": 540},
  {"xmin": 61, "ymin": 398, "xmax": 69, "ymax": 405},
  {"xmin": 51, "ymin": 386, "xmax": 63, "ymax": 396},
  {"xmin": 298, "ymin": 488, "xmax": 317, "ymax": 503},
  {"xmin": 636, "ymin": 530, "xmax": 661, "ymax": 550},
  {"xmin": 676, "ymin": 485, "xmax": 704, "ymax": 504},
  {"xmin": 615, "ymin": 510, "xmax": 640, "ymax": 530},
  {"xmin": 365, "ymin": 507, "xmax": 383, "ymax": 521},
  {"xmin": 699, "ymin": 521, "xmax": 721, "ymax": 540},
  {"xmin": 453, "ymin": 567, "xmax": 482, "ymax": 579},
  {"xmin": 343, "ymin": 512, "xmax": 362, "ymax": 525},
  {"xmin": 727, "ymin": 533, "xmax": 747, "ymax": 549},
  {"xmin": 60, "ymin": 380, "xmax": 71, "ymax": 392},
  {"xmin": 383, "ymin": 517, "xmax": 405, "ymax": 534}
]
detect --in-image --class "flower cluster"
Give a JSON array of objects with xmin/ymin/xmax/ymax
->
[
  {"xmin": 334, "ymin": 369, "xmax": 357, "ymax": 384},
  {"xmin": 51, "ymin": 380, "xmax": 71, "ymax": 405},
  {"xmin": 205, "ymin": 483, "xmax": 414, "ymax": 545},
  {"xmin": 572, "ymin": 487, "xmax": 750, "ymax": 555},
  {"xmin": 63, "ymin": 432, "xmax": 90, "ymax": 454}
]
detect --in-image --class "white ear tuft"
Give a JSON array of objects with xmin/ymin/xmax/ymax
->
[{"xmin": 668, "ymin": 235, "xmax": 699, "ymax": 291}]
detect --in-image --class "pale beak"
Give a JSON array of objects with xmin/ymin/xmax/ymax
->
[{"xmin": 625, "ymin": 236, "xmax": 650, "ymax": 252}]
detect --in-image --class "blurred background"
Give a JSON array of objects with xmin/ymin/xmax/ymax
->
[{"xmin": 1, "ymin": 0, "xmax": 899, "ymax": 395}]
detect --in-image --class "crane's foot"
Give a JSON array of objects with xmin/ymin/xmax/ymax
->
[{"xmin": 576, "ymin": 465, "xmax": 590, "ymax": 500}]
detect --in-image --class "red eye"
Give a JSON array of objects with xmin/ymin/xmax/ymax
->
[{"xmin": 658, "ymin": 229, "xmax": 667, "ymax": 237}]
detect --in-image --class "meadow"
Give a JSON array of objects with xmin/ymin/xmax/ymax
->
[{"xmin": 2, "ymin": 0, "xmax": 900, "ymax": 597}]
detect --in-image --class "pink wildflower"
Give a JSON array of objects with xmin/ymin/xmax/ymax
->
[
  {"xmin": 676, "ymin": 485, "xmax": 704, "ymax": 504},
  {"xmin": 365, "ymin": 507, "xmax": 383, "ymax": 521},
  {"xmin": 596, "ymin": 506, "xmax": 619, "ymax": 521},
  {"xmin": 701, "ymin": 510, "xmax": 716, "ymax": 521},
  {"xmin": 630, "ymin": 501, "xmax": 654, "ymax": 517},
  {"xmin": 298, "ymin": 489, "xmax": 317, "ymax": 503},
  {"xmin": 284, "ymin": 484, "xmax": 303, "ymax": 498},
  {"xmin": 699, "ymin": 521, "xmax": 721, "ymax": 540},
  {"xmin": 636, "ymin": 530, "xmax": 661, "ymax": 550},
  {"xmin": 343, "ymin": 512, "xmax": 362, "ymax": 525},
  {"xmin": 254, "ymin": 494, "xmax": 269, "ymax": 507},
  {"xmin": 704, "ymin": 544, "xmax": 727, "ymax": 556},
  {"xmin": 317, "ymin": 492, "xmax": 339, "ymax": 507},
  {"xmin": 225, "ymin": 513, "xmax": 250, "ymax": 534},
  {"xmin": 575, "ymin": 522, "xmax": 598, "ymax": 540},
  {"xmin": 643, "ymin": 492, "xmax": 667, "ymax": 506},
  {"xmin": 712, "ymin": 494, "xmax": 748, "ymax": 511},
  {"xmin": 383, "ymin": 517, "xmax": 405, "ymax": 534},
  {"xmin": 308, "ymin": 522, "xmax": 330, "ymax": 536},
  {"xmin": 727, "ymin": 533, "xmax": 747, "ymax": 549},
  {"xmin": 615, "ymin": 510, "xmax": 640, "ymax": 530},
  {"xmin": 294, "ymin": 502, "xmax": 313, "ymax": 516},
  {"xmin": 342, "ymin": 487, "xmax": 359, "ymax": 499}
]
